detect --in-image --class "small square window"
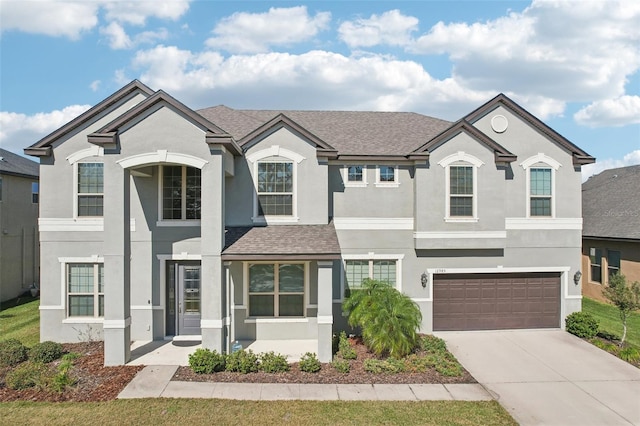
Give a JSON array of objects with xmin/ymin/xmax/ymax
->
[
  {"xmin": 348, "ymin": 166, "xmax": 364, "ymax": 182},
  {"xmin": 379, "ymin": 166, "xmax": 395, "ymax": 182}
]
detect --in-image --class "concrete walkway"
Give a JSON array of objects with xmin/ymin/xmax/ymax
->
[
  {"xmin": 118, "ymin": 365, "xmax": 492, "ymax": 401},
  {"xmin": 438, "ymin": 329, "xmax": 640, "ymax": 426}
]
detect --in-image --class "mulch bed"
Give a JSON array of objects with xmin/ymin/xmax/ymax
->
[
  {"xmin": 173, "ymin": 337, "xmax": 476, "ymax": 385},
  {"xmin": 0, "ymin": 342, "xmax": 143, "ymax": 403}
]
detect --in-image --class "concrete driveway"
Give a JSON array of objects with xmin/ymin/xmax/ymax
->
[{"xmin": 437, "ymin": 330, "xmax": 640, "ymax": 426}]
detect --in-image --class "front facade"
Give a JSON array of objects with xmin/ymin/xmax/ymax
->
[
  {"xmin": 581, "ymin": 165, "xmax": 640, "ymax": 302},
  {"xmin": 0, "ymin": 148, "xmax": 40, "ymax": 303},
  {"xmin": 27, "ymin": 81, "xmax": 594, "ymax": 365}
]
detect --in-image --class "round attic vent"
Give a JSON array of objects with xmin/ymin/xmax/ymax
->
[{"xmin": 491, "ymin": 114, "xmax": 508, "ymax": 133}]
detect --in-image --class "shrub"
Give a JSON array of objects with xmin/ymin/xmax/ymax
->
[
  {"xmin": 434, "ymin": 353, "xmax": 463, "ymax": 377},
  {"xmin": 405, "ymin": 354, "xmax": 436, "ymax": 373},
  {"xmin": 343, "ymin": 279, "xmax": 422, "ymax": 358},
  {"xmin": 299, "ymin": 352, "xmax": 321, "ymax": 373},
  {"xmin": 421, "ymin": 335, "xmax": 447, "ymax": 354},
  {"xmin": 5, "ymin": 361, "xmax": 50, "ymax": 390},
  {"xmin": 188, "ymin": 348, "xmax": 226, "ymax": 374},
  {"xmin": 62, "ymin": 352, "xmax": 80, "ymax": 363},
  {"xmin": 596, "ymin": 330, "xmax": 620, "ymax": 342},
  {"xmin": 337, "ymin": 331, "xmax": 357, "ymax": 360},
  {"xmin": 363, "ymin": 358, "xmax": 406, "ymax": 374},
  {"xmin": 0, "ymin": 339, "xmax": 28, "ymax": 367},
  {"xmin": 619, "ymin": 347, "xmax": 640, "ymax": 363},
  {"xmin": 591, "ymin": 339, "xmax": 618, "ymax": 353},
  {"xmin": 259, "ymin": 351, "xmax": 290, "ymax": 373},
  {"xmin": 332, "ymin": 358, "xmax": 350, "ymax": 373},
  {"xmin": 566, "ymin": 311, "xmax": 599, "ymax": 339},
  {"xmin": 226, "ymin": 349, "xmax": 259, "ymax": 374},
  {"xmin": 29, "ymin": 341, "xmax": 64, "ymax": 363}
]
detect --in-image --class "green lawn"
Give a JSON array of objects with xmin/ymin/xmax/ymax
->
[
  {"xmin": 0, "ymin": 296, "xmax": 40, "ymax": 347},
  {"xmin": 583, "ymin": 297, "xmax": 640, "ymax": 347},
  {"xmin": 0, "ymin": 399, "xmax": 516, "ymax": 426}
]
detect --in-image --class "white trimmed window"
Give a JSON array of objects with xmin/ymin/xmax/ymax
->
[
  {"xmin": 375, "ymin": 165, "xmax": 399, "ymax": 187},
  {"xmin": 344, "ymin": 255, "xmax": 403, "ymax": 292},
  {"xmin": 248, "ymin": 263, "xmax": 305, "ymax": 317},
  {"xmin": 521, "ymin": 153, "xmax": 560, "ymax": 218},
  {"xmin": 438, "ymin": 152, "xmax": 483, "ymax": 222},
  {"xmin": 160, "ymin": 165, "xmax": 201, "ymax": 220},
  {"xmin": 67, "ymin": 263, "xmax": 104, "ymax": 317},
  {"xmin": 77, "ymin": 162, "xmax": 104, "ymax": 217},
  {"xmin": 344, "ymin": 165, "xmax": 367, "ymax": 187},
  {"xmin": 257, "ymin": 161, "xmax": 293, "ymax": 216}
]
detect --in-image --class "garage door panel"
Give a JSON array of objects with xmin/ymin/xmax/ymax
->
[{"xmin": 433, "ymin": 273, "xmax": 560, "ymax": 331}]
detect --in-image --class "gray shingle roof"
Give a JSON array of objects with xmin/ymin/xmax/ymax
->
[
  {"xmin": 223, "ymin": 223, "xmax": 341, "ymax": 259},
  {"xmin": 198, "ymin": 106, "xmax": 452, "ymax": 156},
  {"xmin": 0, "ymin": 148, "xmax": 39, "ymax": 178},
  {"xmin": 582, "ymin": 165, "xmax": 640, "ymax": 240}
]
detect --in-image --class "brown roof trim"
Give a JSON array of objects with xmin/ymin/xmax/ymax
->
[
  {"xmin": 24, "ymin": 147, "xmax": 52, "ymax": 158},
  {"xmin": 464, "ymin": 93, "xmax": 595, "ymax": 165},
  {"xmin": 334, "ymin": 155, "xmax": 425, "ymax": 162},
  {"xmin": 221, "ymin": 253, "xmax": 342, "ymax": 261},
  {"xmin": 583, "ymin": 235, "xmax": 640, "ymax": 243},
  {"xmin": 0, "ymin": 170, "xmax": 39, "ymax": 179},
  {"xmin": 238, "ymin": 113, "xmax": 336, "ymax": 152},
  {"xmin": 415, "ymin": 120, "xmax": 517, "ymax": 164},
  {"xmin": 26, "ymin": 80, "xmax": 154, "ymax": 157},
  {"xmin": 88, "ymin": 90, "xmax": 242, "ymax": 156}
]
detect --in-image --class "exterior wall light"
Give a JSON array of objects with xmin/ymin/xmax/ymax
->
[
  {"xmin": 421, "ymin": 272, "xmax": 428, "ymax": 288},
  {"xmin": 573, "ymin": 271, "xmax": 582, "ymax": 285}
]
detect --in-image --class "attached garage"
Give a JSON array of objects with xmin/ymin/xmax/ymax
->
[{"xmin": 433, "ymin": 272, "xmax": 560, "ymax": 331}]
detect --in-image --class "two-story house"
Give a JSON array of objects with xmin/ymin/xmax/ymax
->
[
  {"xmin": 26, "ymin": 81, "xmax": 594, "ymax": 365},
  {"xmin": 0, "ymin": 148, "xmax": 40, "ymax": 303}
]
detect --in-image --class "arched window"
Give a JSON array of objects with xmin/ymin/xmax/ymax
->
[
  {"xmin": 438, "ymin": 152, "xmax": 484, "ymax": 222},
  {"xmin": 521, "ymin": 153, "xmax": 561, "ymax": 218}
]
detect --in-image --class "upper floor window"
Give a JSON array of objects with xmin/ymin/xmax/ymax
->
[
  {"xmin": 590, "ymin": 247, "xmax": 602, "ymax": 284},
  {"xmin": 608, "ymin": 250, "xmax": 621, "ymax": 279},
  {"xmin": 67, "ymin": 263, "xmax": 104, "ymax": 317},
  {"xmin": 31, "ymin": 182, "xmax": 39, "ymax": 204},
  {"xmin": 78, "ymin": 163, "xmax": 103, "ymax": 217},
  {"xmin": 530, "ymin": 168, "xmax": 552, "ymax": 216},
  {"xmin": 521, "ymin": 153, "xmax": 560, "ymax": 218},
  {"xmin": 375, "ymin": 165, "xmax": 399, "ymax": 187},
  {"xmin": 161, "ymin": 165, "xmax": 201, "ymax": 220},
  {"xmin": 344, "ymin": 165, "xmax": 367, "ymax": 187},
  {"xmin": 439, "ymin": 152, "xmax": 483, "ymax": 222},
  {"xmin": 257, "ymin": 162, "xmax": 293, "ymax": 216}
]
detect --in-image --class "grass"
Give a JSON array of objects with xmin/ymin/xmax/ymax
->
[
  {"xmin": 583, "ymin": 297, "xmax": 640, "ymax": 348},
  {"xmin": 0, "ymin": 399, "xmax": 516, "ymax": 426},
  {"xmin": 0, "ymin": 295, "xmax": 40, "ymax": 347}
]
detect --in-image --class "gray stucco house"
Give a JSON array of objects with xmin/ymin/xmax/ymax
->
[
  {"xmin": 0, "ymin": 148, "xmax": 39, "ymax": 303},
  {"xmin": 26, "ymin": 81, "xmax": 594, "ymax": 365}
]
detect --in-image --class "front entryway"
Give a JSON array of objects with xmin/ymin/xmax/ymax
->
[{"xmin": 166, "ymin": 262, "xmax": 202, "ymax": 336}]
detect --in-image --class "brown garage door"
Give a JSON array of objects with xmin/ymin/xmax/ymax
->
[{"xmin": 433, "ymin": 272, "xmax": 560, "ymax": 331}]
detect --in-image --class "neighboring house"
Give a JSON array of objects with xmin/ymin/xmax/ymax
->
[
  {"xmin": 26, "ymin": 80, "xmax": 594, "ymax": 365},
  {"xmin": 0, "ymin": 148, "xmax": 40, "ymax": 303},
  {"xmin": 581, "ymin": 165, "xmax": 640, "ymax": 302}
]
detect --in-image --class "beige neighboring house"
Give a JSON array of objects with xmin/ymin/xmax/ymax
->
[
  {"xmin": 582, "ymin": 165, "xmax": 640, "ymax": 302},
  {"xmin": 0, "ymin": 148, "xmax": 40, "ymax": 303}
]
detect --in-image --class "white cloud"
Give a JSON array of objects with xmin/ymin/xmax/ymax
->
[
  {"xmin": 90, "ymin": 80, "xmax": 101, "ymax": 92},
  {"xmin": 574, "ymin": 96, "xmax": 640, "ymax": 127},
  {"xmin": 411, "ymin": 0, "xmax": 640, "ymax": 107},
  {"xmin": 0, "ymin": 0, "xmax": 189, "ymax": 40},
  {"xmin": 100, "ymin": 21, "xmax": 168, "ymax": 49},
  {"xmin": 0, "ymin": 105, "xmax": 92, "ymax": 154},
  {"xmin": 582, "ymin": 150, "xmax": 640, "ymax": 182},
  {"xmin": 0, "ymin": 0, "xmax": 99, "ymax": 39},
  {"xmin": 338, "ymin": 10, "xmax": 419, "ymax": 48},
  {"xmin": 129, "ymin": 45, "xmax": 492, "ymax": 117},
  {"xmin": 206, "ymin": 6, "xmax": 331, "ymax": 53}
]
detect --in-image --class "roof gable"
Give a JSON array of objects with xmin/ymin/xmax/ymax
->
[
  {"xmin": 88, "ymin": 90, "xmax": 242, "ymax": 156},
  {"xmin": 239, "ymin": 114, "xmax": 338, "ymax": 159},
  {"xmin": 25, "ymin": 80, "xmax": 154, "ymax": 157},
  {"xmin": 414, "ymin": 120, "xmax": 517, "ymax": 164},
  {"xmin": 464, "ymin": 93, "xmax": 595, "ymax": 165},
  {"xmin": 0, "ymin": 148, "xmax": 39, "ymax": 178}
]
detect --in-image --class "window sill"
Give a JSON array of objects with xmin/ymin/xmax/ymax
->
[
  {"xmin": 251, "ymin": 216, "xmax": 299, "ymax": 225},
  {"xmin": 344, "ymin": 182, "xmax": 367, "ymax": 188},
  {"xmin": 62, "ymin": 317, "xmax": 104, "ymax": 324},
  {"xmin": 244, "ymin": 317, "xmax": 309, "ymax": 324},
  {"xmin": 156, "ymin": 220, "xmax": 201, "ymax": 227},
  {"xmin": 374, "ymin": 182, "xmax": 400, "ymax": 188},
  {"xmin": 444, "ymin": 217, "xmax": 479, "ymax": 223}
]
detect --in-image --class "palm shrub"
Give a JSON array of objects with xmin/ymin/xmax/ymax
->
[{"xmin": 343, "ymin": 279, "xmax": 422, "ymax": 358}]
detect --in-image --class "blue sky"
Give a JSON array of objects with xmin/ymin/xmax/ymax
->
[{"xmin": 1, "ymin": 0, "xmax": 639, "ymax": 179}]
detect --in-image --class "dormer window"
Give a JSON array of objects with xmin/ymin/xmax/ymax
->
[
  {"xmin": 521, "ymin": 153, "xmax": 561, "ymax": 218},
  {"xmin": 257, "ymin": 161, "xmax": 293, "ymax": 216},
  {"xmin": 438, "ymin": 152, "xmax": 483, "ymax": 222}
]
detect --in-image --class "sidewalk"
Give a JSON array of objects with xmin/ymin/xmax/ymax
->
[{"xmin": 118, "ymin": 365, "xmax": 493, "ymax": 401}]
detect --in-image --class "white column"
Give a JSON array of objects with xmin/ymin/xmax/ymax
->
[{"xmin": 317, "ymin": 260, "xmax": 334, "ymax": 362}]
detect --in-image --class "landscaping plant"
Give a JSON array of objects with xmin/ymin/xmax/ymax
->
[
  {"xmin": 0, "ymin": 338, "xmax": 29, "ymax": 367},
  {"xmin": 343, "ymin": 279, "xmax": 422, "ymax": 358},
  {"xmin": 29, "ymin": 341, "xmax": 64, "ymax": 363},
  {"xmin": 188, "ymin": 348, "xmax": 226, "ymax": 374},
  {"xmin": 225, "ymin": 349, "xmax": 259, "ymax": 374},
  {"xmin": 258, "ymin": 351, "xmax": 289, "ymax": 373},
  {"xmin": 565, "ymin": 311, "xmax": 599, "ymax": 339},
  {"xmin": 298, "ymin": 352, "xmax": 321, "ymax": 373},
  {"xmin": 337, "ymin": 331, "xmax": 357, "ymax": 360},
  {"xmin": 603, "ymin": 273, "xmax": 640, "ymax": 346}
]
